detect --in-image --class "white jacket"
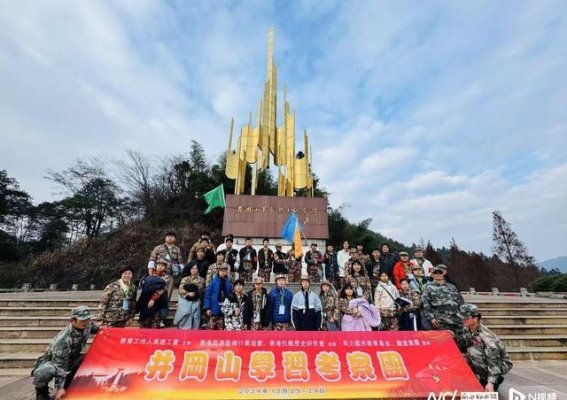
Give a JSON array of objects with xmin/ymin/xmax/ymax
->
[
  {"xmin": 337, "ymin": 250, "xmax": 350, "ymax": 278},
  {"xmin": 374, "ymin": 282, "xmax": 399, "ymax": 311}
]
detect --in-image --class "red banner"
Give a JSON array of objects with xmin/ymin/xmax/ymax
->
[{"xmin": 66, "ymin": 329, "xmax": 482, "ymax": 399}]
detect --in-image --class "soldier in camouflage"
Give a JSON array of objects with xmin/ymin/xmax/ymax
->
[
  {"xmin": 96, "ymin": 265, "xmax": 137, "ymax": 327},
  {"xmin": 257, "ymin": 238, "xmax": 274, "ymax": 283},
  {"xmin": 304, "ymin": 243, "xmax": 323, "ymax": 283},
  {"xmin": 421, "ymin": 264, "xmax": 466, "ymax": 345},
  {"xmin": 459, "ymin": 303, "xmax": 513, "ymax": 392},
  {"xmin": 148, "ymin": 231, "xmax": 183, "ymax": 298},
  {"xmin": 238, "ymin": 237, "xmax": 257, "ymax": 283},
  {"xmin": 32, "ymin": 306, "xmax": 99, "ymax": 400}
]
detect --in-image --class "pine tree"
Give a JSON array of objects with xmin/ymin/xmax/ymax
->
[{"xmin": 492, "ymin": 210, "xmax": 536, "ymax": 267}]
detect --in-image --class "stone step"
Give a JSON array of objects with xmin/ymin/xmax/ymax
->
[
  {"xmin": 0, "ymin": 367, "xmax": 31, "ymax": 376},
  {"xmin": 0, "ymin": 327, "xmax": 72, "ymax": 339},
  {"xmin": 0, "ymin": 300, "xmax": 101, "ymax": 308},
  {"xmin": 481, "ymin": 316, "xmax": 567, "ymax": 325},
  {"xmin": 0, "ymin": 352, "xmax": 40, "ymax": 369},
  {"xmin": 501, "ymin": 335, "xmax": 567, "ymax": 348},
  {"xmin": 0, "ymin": 317, "xmax": 70, "ymax": 327},
  {"xmin": 476, "ymin": 308, "xmax": 567, "ymax": 316},
  {"xmin": 508, "ymin": 347, "xmax": 567, "ymax": 361},
  {"xmin": 0, "ymin": 339, "xmax": 92, "ymax": 353},
  {"xmin": 485, "ymin": 324, "xmax": 567, "ymax": 335},
  {"xmin": 470, "ymin": 302, "xmax": 567, "ymax": 309}
]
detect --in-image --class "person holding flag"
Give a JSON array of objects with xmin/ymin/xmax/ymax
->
[{"xmin": 281, "ymin": 212, "xmax": 304, "ymax": 282}]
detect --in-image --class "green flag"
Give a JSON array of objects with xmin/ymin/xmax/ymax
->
[{"xmin": 203, "ymin": 184, "xmax": 226, "ymax": 214}]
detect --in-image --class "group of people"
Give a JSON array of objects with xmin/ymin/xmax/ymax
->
[{"xmin": 31, "ymin": 231, "xmax": 513, "ymax": 399}]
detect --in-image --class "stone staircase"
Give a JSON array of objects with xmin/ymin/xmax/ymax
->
[{"xmin": 0, "ymin": 291, "xmax": 565, "ymax": 373}]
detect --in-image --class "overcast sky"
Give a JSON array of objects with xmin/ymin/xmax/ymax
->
[{"xmin": 1, "ymin": 1, "xmax": 566, "ymax": 261}]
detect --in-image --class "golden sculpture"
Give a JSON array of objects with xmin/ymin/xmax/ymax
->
[{"xmin": 225, "ymin": 27, "xmax": 315, "ymax": 197}]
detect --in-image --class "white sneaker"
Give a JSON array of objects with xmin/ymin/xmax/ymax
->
[{"xmin": 160, "ymin": 322, "xmax": 165, "ymax": 328}]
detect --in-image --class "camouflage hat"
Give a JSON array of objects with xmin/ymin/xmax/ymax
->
[
  {"xmin": 156, "ymin": 258, "xmax": 168, "ymax": 266},
  {"xmin": 72, "ymin": 306, "xmax": 93, "ymax": 321},
  {"xmin": 414, "ymin": 247, "xmax": 424, "ymax": 252},
  {"xmin": 300, "ymin": 275, "xmax": 311, "ymax": 282},
  {"xmin": 458, "ymin": 303, "xmax": 480, "ymax": 319},
  {"xmin": 275, "ymin": 274, "xmax": 287, "ymax": 281},
  {"xmin": 399, "ymin": 251, "xmax": 409, "ymax": 256},
  {"xmin": 217, "ymin": 264, "xmax": 229, "ymax": 270},
  {"xmin": 320, "ymin": 279, "xmax": 332, "ymax": 287},
  {"xmin": 432, "ymin": 264, "xmax": 448, "ymax": 272}
]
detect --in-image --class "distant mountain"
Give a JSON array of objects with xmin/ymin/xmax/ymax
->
[{"xmin": 538, "ymin": 256, "xmax": 567, "ymax": 273}]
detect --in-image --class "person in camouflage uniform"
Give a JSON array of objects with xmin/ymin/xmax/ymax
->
[
  {"xmin": 187, "ymin": 232, "xmax": 216, "ymax": 262},
  {"xmin": 148, "ymin": 231, "xmax": 183, "ymax": 298},
  {"xmin": 243, "ymin": 277, "xmax": 271, "ymax": 330},
  {"xmin": 205, "ymin": 252, "xmax": 233, "ymax": 286},
  {"xmin": 95, "ymin": 265, "xmax": 137, "ymax": 327},
  {"xmin": 32, "ymin": 306, "xmax": 99, "ymax": 400},
  {"xmin": 421, "ymin": 264, "xmax": 465, "ymax": 338},
  {"xmin": 238, "ymin": 237, "xmax": 257, "ymax": 283},
  {"xmin": 337, "ymin": 284, "xmax": 358, "ymax": 326},
  {"xmin": 397, "ymin": 278, "xmax": 422, "ymax": 331},
  {"xmin": 304, "ymin": 243, "xmax": 323, "ymax": 283},
  {"xmin": 257, "ymin": 238, "xmax": 274, "ymax": 282},
  {"xmin": 319, "ymin": 280, "xmax": 339, "ymax": 331},
  {"xmin": 345, "ymin": 260, "xmax": 372, "ymax": 301},
  {"xmin": 179, "ymin": 264, "xmax": 206, "ymax": 297},
  {"xmin": 222, "ymin": 279, "xmax": 248, "ymax": 330},
  {"xmin": 287, "ymin": 246, "xmax": 303, "ymax": 283},
  {"xmin": 459, "ymin": 303, "xmax": 513, "ymax": 392},
  {"xmin": 272, "ymin": 244, "xmax": 288, "ymax": 275}
]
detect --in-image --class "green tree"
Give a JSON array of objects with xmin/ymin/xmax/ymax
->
[
  {"xmin": 0, "ymin": 170, "xmax": 34, "ymax": 244},
  {"xmin": 47, "ymin": 159, "xmax": 124, "ymax": 239}
]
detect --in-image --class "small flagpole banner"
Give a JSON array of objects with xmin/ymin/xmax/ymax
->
[
  {"xmin": 203, "ymin": 184, "xmax": 226, "ymax": 214},
  {"xmin": 281, "ymin": 211, "xmax": 303, "ymax": 256}
]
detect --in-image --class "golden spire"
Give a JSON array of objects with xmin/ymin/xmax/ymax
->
[{"xmin": 224, "ymin": 27, "xmax": 314, "ymax": 197}]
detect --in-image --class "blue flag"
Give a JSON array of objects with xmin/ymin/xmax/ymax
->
[{"xmin": 281, "ymin": 212, "xmax": 298, "ymax": 242}]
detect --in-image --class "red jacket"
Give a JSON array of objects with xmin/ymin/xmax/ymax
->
[{"xmin": 393, "ymin": 260, "xmax": 418, "ymax": 289}]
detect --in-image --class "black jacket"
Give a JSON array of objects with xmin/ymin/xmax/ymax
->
[{"xmin": 243, "ymin": 288, "xmax": 271, "ymax": 328}]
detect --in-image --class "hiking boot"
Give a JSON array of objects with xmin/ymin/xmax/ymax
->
[{"xmin": 35, "ymin": 386, "xmax": 50, "ymax": 400}]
